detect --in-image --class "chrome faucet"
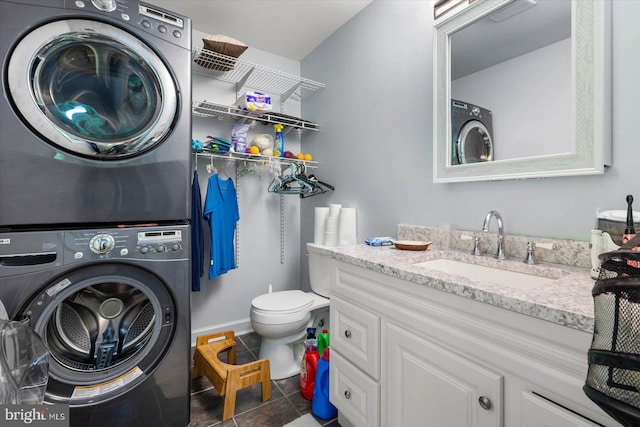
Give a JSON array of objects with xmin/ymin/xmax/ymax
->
[{"xmin": 482, "ymin": 210, "xmax": 505, "ymax": 260}]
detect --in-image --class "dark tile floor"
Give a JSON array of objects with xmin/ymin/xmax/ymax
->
[{"xmin": 189, "ymin": 332, "xmax": 341, "ymax": 427}]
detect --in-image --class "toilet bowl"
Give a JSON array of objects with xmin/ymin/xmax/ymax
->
[{"xmin": 250, "ymin": 243, "xmax": 331, "ymax": 379}]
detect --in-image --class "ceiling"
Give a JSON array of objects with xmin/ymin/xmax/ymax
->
[{"xmin": 144, "ymin": 0, "xmax": 372, "ymax": 61}]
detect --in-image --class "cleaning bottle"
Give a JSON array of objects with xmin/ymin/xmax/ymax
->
[
  {"xmin": 305, "ymin": 327, "xmax": 317, "ymax": 343},
  {"xmin": 312, "ymin": 348, "xmax": 337, "ymax": 419},
  {"xmin": 317, "ymin": 329, "xmax": 330, "ymax": 359},
  {"xmin": 273, "ymin": 123, "xmax": 284, "ymax": 157},
  {"xmin": 300, "ymin": 327, "xmax": 319, "ymax": 400}
]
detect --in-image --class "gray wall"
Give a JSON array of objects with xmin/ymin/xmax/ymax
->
[{"xmin": 300, "ymin": 0, "xmax": 640, "ymax": 291}]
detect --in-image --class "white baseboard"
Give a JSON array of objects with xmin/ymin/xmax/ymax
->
[{"xmin": 190, "ymin": 317, "xmax": 253, "ymax": 346}]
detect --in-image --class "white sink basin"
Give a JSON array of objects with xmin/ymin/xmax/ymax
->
[{"xmin": 413, "ymin": 258, "xmax": 557, "ymax": 289}]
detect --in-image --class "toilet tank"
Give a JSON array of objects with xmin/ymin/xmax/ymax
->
[{"xmin": 307, "ymin": 243, "xmax": 331, "ymax": 297}]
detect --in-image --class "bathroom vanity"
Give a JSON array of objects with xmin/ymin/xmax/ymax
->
[{"xmin": 322, "ymin": 239, "xmax": 615, "ymax": 427}]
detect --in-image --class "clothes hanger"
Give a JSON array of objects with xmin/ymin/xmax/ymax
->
[
  {"xmin": 268, "ymin": 163, "xmax": 313, "ymax": 194},
  {"xmin": 206, "ymin": 155, "xmax": 217, "ymax": 174},
  {"xmin": 308, "ymin": 174, "xmax": 334, "ymax": 192},
  {"xmin": 298, "ymin": 172, "xmax": 335, "ymax": 198}
]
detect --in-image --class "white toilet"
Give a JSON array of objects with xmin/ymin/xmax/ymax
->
[{"xmin": 250, "ymin": 243, "xmax": 330, "ymax": 379}]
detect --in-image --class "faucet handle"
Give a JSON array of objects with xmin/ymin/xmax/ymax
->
[
  {"xmin": 472, "ymin": 233, "xmax": 482, "ymax": 256},
  {"xmin": 523, "ymin": 241, "xmax": 537, "ymax": 265},
  {"xmin": 524, "ymin": 241, "xmax": 553, "ymax": 265}
]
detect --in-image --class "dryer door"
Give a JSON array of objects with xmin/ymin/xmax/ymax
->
[
  {"xmin": 7, "ymin": 19, "xmax": 177, "ymax": 159},
  {"xmin": 17, "ymin": 263, "xmax": 176, "ymax": 405},
  {"xmin": 455, "ymin": 120, "xmax": 493, "ymax": 165}
]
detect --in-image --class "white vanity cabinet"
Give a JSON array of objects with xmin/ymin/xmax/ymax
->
[
  {"xmin": 385, "ymin": 321, "xmax": 503, "ymax": 426},
  {"xmin": 328, "ymin": 259, "xmax": 616, "ymax": 427}
]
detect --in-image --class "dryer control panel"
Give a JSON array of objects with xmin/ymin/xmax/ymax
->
[{"xmin": 66, "ymin": 0, "xmax": 191, "ymax": 49}]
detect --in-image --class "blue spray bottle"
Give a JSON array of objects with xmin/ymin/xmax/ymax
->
[{"xmin": 274, "ymin": 123, "xmax": 284, "ymax": 157}]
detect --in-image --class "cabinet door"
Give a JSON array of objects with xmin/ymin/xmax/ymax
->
[
  {"xmin": 331, "ymin": 296, "xmax": 380, "ymax": 379},
  {"xmin": 521, "ymin": 392, "xmax": 601, "ymax": 427},
  {"xmin": 331, "ymin": 349, "xmax": 380, "ymax": 427},
  {"xmin": 384, "ymin": 321, "xmax": 503, "ymax": 427}
]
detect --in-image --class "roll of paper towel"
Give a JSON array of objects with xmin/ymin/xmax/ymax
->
[
  {"xmin": 325, "ymin": 216, "xmax": 339, "ymax": 233},
  {"xmin": 324, "ymin": 231, "xmax": 338, "ymax": 247},
  {"xmin": 328, "ymin": 204, "xmax": 342, "ymax": 218},
  {"xmin": 314, "ymin": 207, "xmax": 330, "ymax": 245},
  {"xmin": 338, "ymin": 208, "xmax": 357, "ymax": 245},
  {"xmin": 324, "ymin": 216, "xmax": 339, "ymax": 246}
]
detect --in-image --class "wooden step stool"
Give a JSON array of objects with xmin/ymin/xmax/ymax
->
[{"xmin": 192, "ymin": 331, "xmax": 272, "ymax": 421}]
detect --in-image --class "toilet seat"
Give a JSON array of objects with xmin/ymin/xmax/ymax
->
[
  {"xmin": 249, "ymin": 246, "xmax": 332, "ymax": 380},
  {"xmin": 251, "ymin": 290, "xmax": 313, "ymax": 314},
  {"xmin": 250, "ymin": 290, "xmax": 323, "ymax": 326}
]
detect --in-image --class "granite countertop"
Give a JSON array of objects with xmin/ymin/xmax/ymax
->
[{"xmin": 317, "ymin": 243, "xmax": 596, "ymax": 334}]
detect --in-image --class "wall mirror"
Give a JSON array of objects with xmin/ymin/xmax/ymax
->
[{"xmin": 433, "ymin": 0, "xmax": 611, "ymax": 183}]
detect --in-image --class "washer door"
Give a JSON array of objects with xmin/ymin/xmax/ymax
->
[
  {"xmin": 455, "ymin": 120, "xmax": 493, "ymax": 164},
  {"xmin": 18, "ymin": 263, "xmax": 175, "ymax": 405},
  {"xmin": 7, "ymin": 19, "xmax": 177, "ymax": 159}
]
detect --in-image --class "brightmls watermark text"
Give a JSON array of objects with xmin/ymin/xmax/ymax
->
[{"xmin": 2, "ymin": 405, "xmax": 68, "ymax": 426}]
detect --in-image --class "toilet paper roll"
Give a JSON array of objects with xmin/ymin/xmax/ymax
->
[
  {"xmin": 325, "ymin": 216, "xmax": 339, "ymax": 234},
  {"xmin": 338, "ymin": 208, "xmax": 357, "ymax": 245},
  {"xmin": 328, "ymin": 204, "xmax": 342, "ymax": 218},
  {"xmin": 314, "ymin": 207, "xmax": 330, "ymax": 245},
  {"xmin": 324, "ymin": 231, "xmax": 338, "ymax": 247}
]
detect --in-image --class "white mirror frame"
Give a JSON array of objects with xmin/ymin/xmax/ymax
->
[{"xmin": 433, "ymin": 0, "xmax": 611, "ymax": 183}]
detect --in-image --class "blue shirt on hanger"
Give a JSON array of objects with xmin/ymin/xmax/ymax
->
[{"xmin": 203, "ymin": 174, "xmax": 239, "ymax": 279}]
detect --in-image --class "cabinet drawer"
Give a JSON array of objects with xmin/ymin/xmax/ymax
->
[
  {"xmin": 331, "ymin": 349, "xmax": 380, "ymax": 427},
  {"xmin": 330, "ymin": 296, "xmax": 380, "ymax": 379}
]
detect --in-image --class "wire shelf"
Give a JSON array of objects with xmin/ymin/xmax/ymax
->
[
  {"xmin": 195, "ymin": 150, "xmax": 318, "ymax": 169},
  {"xmin": 192, "ymin": 100, "xmax": 320, "ymax": 132},
  {"xmin": 192, "ymin": 47, "xmax": 325, "ymax": 102}
]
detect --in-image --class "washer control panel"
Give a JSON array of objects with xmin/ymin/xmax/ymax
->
[
  {"xmin": 137, "ymin": 229, "xmax": 183, "ymax": 255},
  {"xmin": 65, "ymin": 226, "xmax": 187, "ymax": 263}
]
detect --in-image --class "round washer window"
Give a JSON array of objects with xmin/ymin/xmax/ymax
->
[
  {"xmin": 7, "ymin": 19, "xmax": 178, "ymax": 159},
  {"xmin": 20, "ymin": 263, "xmax": 175, "ymax": 404},
  {"xmin": 456, "ymin": 120, "xmax": 493, "ymax": 164},
  {"xmin": 46, "ymin": 282, "xmax": 155, "ymax": 373}
]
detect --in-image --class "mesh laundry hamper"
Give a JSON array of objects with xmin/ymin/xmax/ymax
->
[{"xmin": 584, "ymin": 234, "xmax": 640, "ymax": 426}]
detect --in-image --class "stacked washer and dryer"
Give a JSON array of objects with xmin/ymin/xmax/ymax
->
[{"xmin": 0, "ymin": 0, "xmax": 192, "ymax": 425}]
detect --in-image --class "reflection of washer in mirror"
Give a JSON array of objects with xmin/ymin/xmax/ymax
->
[{"xmin": 451, "ymin": 99, "xmax": 494, "ymax": 165}]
